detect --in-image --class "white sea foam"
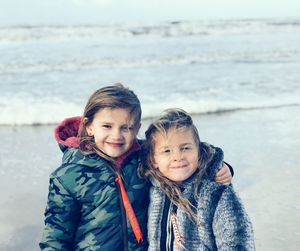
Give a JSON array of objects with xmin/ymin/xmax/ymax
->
[
  {"xmin": 0, "ymin": 96, "xmax": 82, "ymax": 126},
  {"xmin": 142, "ymin": 99, "xmax": 300, "ymax": 119},
  {"xmin": 1, "ymin": 93, "xmax": 297, "ymax": 126},
  {"xmin": 0, "ymin": 50, "xmax": 297, "ymax": 74},
  {"xmin": 1, "ymin": 19, "xmax": 300, "ymax": 44}
]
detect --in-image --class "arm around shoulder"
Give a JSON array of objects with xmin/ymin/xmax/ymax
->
[
  {"xmin": 39, "ymin": 174, "xmax": 80, "ymax": 250},
  {"xmin": 213, "ymin": 186, "xmax": 255, "ymax": 250}
]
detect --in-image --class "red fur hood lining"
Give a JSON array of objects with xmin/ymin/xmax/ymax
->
[{"xmin": 54, "ymin": 116, "xmax": 82, "ymax": 148}]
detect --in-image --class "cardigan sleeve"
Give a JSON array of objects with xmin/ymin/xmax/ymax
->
[
  {"xmin": 223, "ymin": 161, "xmax": 234, "ymax": 177},
  {"xmin": 212, "ymin": 186, "xmax": 255, "ymax": 250},
  {"xmin": 39, "ymin": 175, "xmax": 80, "ymax": 250}
]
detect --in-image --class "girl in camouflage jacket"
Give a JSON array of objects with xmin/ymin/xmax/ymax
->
[{"xmin": 39, "ymin": 85, "xmax": 233, "ymax": 251}]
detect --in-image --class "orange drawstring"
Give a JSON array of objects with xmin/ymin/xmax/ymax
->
[{"xmin": 115, "ymin": 175, "xmax": 143, "ymax": 243}]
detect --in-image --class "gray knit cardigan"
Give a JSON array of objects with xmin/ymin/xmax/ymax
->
[{"xmin": 147, "ymin": 146, "xmax": 255, "ymax": 251}]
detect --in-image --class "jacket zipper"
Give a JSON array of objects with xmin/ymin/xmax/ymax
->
[
  {"xmin": 161, "ymin": 196, "xmax": 184, "ymax": 251},
  {"xmin": 160, "ymin": 196, "xmax": 174, "ymax": 251}
]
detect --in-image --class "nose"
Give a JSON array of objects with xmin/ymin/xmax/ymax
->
[
  {"xmin": 171, "ymin": 149, "xmax": 183, "ymax": 161},
  {"xmin": 111, "ymin": 128, "xmax": 122, "ymax": 139}
]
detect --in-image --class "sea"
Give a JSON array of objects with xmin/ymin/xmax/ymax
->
[{"xmin": 1, "ymin": 18, "xmax": 300, "ymax": 126}]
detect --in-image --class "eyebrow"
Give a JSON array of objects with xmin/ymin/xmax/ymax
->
[
  {"xmin": 100, "ymin": 121, "xmax": 112, "ymax": 124},
  {"xmin": 99, "ymin": 121, "xmax": 134, "ymax": 127},
  {"xmin": 180, "ymin": 142, "xmax": 193, "ymax": 146},
  {"xmin": 156, "ymin": 145, "xmax": 169, "ymax": 150},
  {"xmin": 156, "ymin": 142, "xmax": 193, "ymax": 150}
]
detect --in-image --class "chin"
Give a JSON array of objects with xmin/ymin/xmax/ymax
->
[{"xmin": 171, "ymin": 178, "xmax": 185, "ymax": 183}]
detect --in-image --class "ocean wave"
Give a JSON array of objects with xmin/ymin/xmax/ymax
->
[
  {"xmin": 1, "ymin": 18, "xmax": 300, "ymax": 43},
  {"xmin": 0, "ymin": 96, "xmax": 82, "ymax": 126},
  {"xmin": 191, "ymin": 103, "xmax": 300, "ymax": 116},
  {"xmin": 0, "ymin": 50, "xmax": 297, "ymax": 74},
  {"xmin": 142, "ymin": 101, "xmax": 300, "ymax": 119},
  {"xmin": 267, "ymin": 20, "xmax": 300, "ymax": 26},
  {"xmin": 1, "ymin": 98, "xmax": 298, "ymax": 126}
]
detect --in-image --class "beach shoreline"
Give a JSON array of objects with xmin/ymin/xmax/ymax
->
[{"xmin": 0, "ymin": 105, "xmax": 299, "ymax": 250}]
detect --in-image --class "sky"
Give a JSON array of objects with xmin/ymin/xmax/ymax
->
[{"xmin": 0, "ymin": 0, "xmax": 300, "ymax": 25}]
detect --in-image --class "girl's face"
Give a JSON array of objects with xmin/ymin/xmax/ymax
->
[
  {"xmin": 152, "ymin": 128, "xmax": 199, "ymax": 183},
  {"xmin": 87, "ymin": 108, "xmax": 139, "ymax": 158}
]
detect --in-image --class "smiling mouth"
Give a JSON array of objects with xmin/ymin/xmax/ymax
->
[
  {"xmin": 107, "ymin": 142, "xmax": 124, "ymax": 147},
  {"xmin": 171, "ymin": 165, "xmax": 186, "ymax": 169}
]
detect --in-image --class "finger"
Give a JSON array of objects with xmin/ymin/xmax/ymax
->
[
  {"xmin": 216, "ymin": 178, "xmax": 231, "ymax": 185},
  {"xmin": 215, "ymin": 165, "xmax": 226, "ymax": 178},
  {"xmin": 216, "ymin": 171, "xmax": 231, "ymax": 182},
  {"xmin": 215, "ymin": 174, "xmax": 229, "ymax": 182}
]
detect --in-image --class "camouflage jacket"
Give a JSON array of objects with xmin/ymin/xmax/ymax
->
[{"xmin": 39, "ymin": 117, "xmax": 150, "ymax": 251}]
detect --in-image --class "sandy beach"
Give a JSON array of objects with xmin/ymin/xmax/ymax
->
[{"xmin": 0, "ymin": 105, "xmax": 299, "ymax": 251}]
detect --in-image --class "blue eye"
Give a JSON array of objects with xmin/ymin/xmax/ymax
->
[
  {"xmin": 121, "ymin": 125, "xmax": 134, "ymax": 132},
  {"xmin": 121, "ymin": 126, "xmax": 129, "ymax": 131},
  {"xmin": 159, "ymin": 149, "xmax": 171, "ymax": 155}
]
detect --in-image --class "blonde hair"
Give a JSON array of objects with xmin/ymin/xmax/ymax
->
[
  {"xmin": 78, "ymin": 83, "xmax": 141, "ymax": 164},
  {"xmin": 140, "ymin": 108, "xmax": 215, "ymax": 221}
]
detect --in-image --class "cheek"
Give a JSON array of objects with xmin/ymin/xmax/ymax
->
[
  {"xmin": 126, "ymin": 132, "xmax": 137, "ymax": 143},
  {"xmin": 151, "ymin": 156, "xmax": 159, "ymax": 169},
  {"xmin": 93, "ymin": 129, "xmax": 103, "ymax": 140},
  {"xmin": 191, "ymin": 155, "xmax": 199, "ymax": 169},
  {"xmin": 153, "ymin": 157, "xmax": 167, "ymax": 170}
]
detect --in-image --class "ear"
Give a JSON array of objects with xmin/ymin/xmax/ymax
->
[
  {"xmin": 134, "ymin": 123, "xmax": 141, "ymax": 134},
  {"xmin": 151, "ymin": 159, "xmax": 159, "ymax": 169},
  {"xmin": 86, "ymin": 123, "xmax": 94, "ymax": 136}
]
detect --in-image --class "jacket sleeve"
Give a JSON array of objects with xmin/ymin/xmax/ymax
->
[
  {"xmin": 200, "ymin": 142, "xmax": 224, "ymax": 180},
  {"xmin": 212, "ymin": 186, "xmax": 255, "ymax": 250},
  {"xmin": 223, "ymin": 161, "xmax": 234, "ymax": 177},
  {"xmin": 201, "ymin": 143, "xmax": 235, "ymax": 179},
  {"xmin": 39, "ymin": 175, "xmax": 80, "ymax": 250}
]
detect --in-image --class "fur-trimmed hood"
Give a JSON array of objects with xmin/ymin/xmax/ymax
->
[{"xmin": 54, "ymin": 116, "xmax": 81, "ymax": 152}]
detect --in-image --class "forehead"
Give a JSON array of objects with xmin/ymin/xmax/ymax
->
[
  {"xmin": 94, "ymin": 108, "xmax": 135, "ymax": 124},
  {"xmin": 153, "ymin": 127, "xmax": 196, "ymax": 146}
]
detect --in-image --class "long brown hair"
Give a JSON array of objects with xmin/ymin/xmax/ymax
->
[
  {"xmin": 78, "ymin": 83, "xmax": 142, "ymax": 164},
  {"xmin": 140, "ymin": 108, "xmax": 215, "ymax": 221}
]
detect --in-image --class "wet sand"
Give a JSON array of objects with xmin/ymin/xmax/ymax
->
[{"xmin": 0, "ymin": 105, "xmax": 299, "ymax": 250}]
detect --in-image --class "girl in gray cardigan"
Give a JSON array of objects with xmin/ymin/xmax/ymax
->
[{"xmin": 140, "ymin": 108, "xmax": 255, "ymax": 251}]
